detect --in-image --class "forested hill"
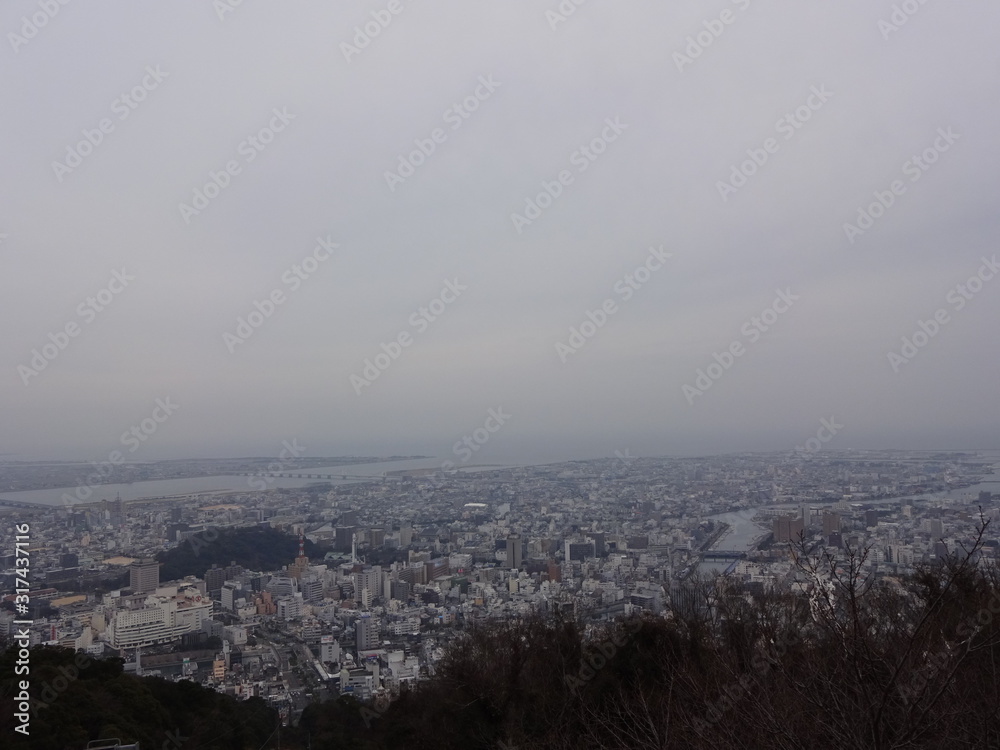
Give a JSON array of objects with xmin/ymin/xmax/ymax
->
[
  {"xmin": 0, "ymin": 646, "xmax": 279, "ymax": 750},
  {"xmin": 156, "ymin": 526, "xmax": 321, "ymax": 580}
]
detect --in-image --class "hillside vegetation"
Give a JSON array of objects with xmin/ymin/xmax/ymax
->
[
  {"xmin": 157, "ymin": 526, "xmax": 321, "ymax": 580},
  {"xmin": 0, "ymin": 646, "xmax": 279, "ymax": 750}
]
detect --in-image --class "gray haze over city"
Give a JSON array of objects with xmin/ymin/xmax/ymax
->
[{"xmin": 2, "ymin": 1, "xmax": 998, "ymax": 463}]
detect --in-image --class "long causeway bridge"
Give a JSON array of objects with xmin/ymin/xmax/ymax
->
[{"xmin": 243, "ymin": 472, "xmax": 397, "ymax": 481}]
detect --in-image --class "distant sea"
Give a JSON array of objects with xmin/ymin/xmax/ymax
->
[{"xmin": 0, "ymin": 456, "xmax": 546, "ymax": 508}]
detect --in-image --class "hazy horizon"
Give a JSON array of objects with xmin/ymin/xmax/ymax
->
[{"xmin": 4, "ymin": 445, "xmax": 1000, "ymax": 468}]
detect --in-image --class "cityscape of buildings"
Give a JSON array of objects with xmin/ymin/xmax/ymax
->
[{"xmin": 2, "ymin": 450, "xmax": 997, "ymax": 725}]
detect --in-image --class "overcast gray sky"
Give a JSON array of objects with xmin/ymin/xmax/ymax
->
[{"xmin": 2, "ymin": 0, "xmax": 998, "ymax": 464}]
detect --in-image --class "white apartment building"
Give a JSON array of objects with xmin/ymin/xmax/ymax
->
[
  {"xmin": 276, "ymin": 592, "xmax": 304, "ymax": 619},
  {"xmin": 105, "ymin": 588, "xmax": 212, "ymax": 649}
]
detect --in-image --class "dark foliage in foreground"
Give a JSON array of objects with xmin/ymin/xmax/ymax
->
[
  {"xmin": 297, "ymin": 522, "xmax": 1000, "ymax": 750},
  {"xmin": 0, "ymin": 645, "xmax": 279, "ymax": 750}
]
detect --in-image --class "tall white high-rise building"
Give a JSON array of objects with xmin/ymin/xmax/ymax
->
[
  {"xmin": 356, "ymin": 614, "xmax": 378, "ymax": 651},
  {"xmin": 354, "ymin": 566, "xmax": 382, "ymax": 607}
]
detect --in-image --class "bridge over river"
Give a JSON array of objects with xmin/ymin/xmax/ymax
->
[{"xmin": 701, "ymin": 550, "xmax": 745, "ymax": 560}]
